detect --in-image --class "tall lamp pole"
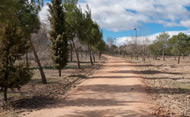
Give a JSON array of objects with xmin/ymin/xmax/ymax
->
[{"xmin": 134, "ymin": 28, "xmax": 137, "ymax": 59}]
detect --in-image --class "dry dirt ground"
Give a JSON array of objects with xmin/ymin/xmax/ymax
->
[
  {"xmin": 24, "ymin": 55, "xmax": 155, "ymax": 117},
  {"xmin": 126, "ymin": 56, "xmax": 190, "ymax": 116},
  {"xmin": 0, "ymin": 56, "xmax": 104, "ymax": 117}
]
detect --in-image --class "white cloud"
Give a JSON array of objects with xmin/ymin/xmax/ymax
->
[
  {"xmin": 116, "ymin": 30, "xmax": 190, "ymax": 46},
  {"xmin": 180, "ymin": 20, "xmax": 190, "ymax": 28},
  {"xmin": 39, "ymin": 0, "xmax": 190, "ymax": 32},
  {"xmin": 79, "ymin": 0, "xmax": 190, "ymax": 31}
]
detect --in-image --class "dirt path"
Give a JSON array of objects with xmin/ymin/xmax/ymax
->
[{"xmin": 25, "ymin": 55, "xmax": 155, "ymax": 117}]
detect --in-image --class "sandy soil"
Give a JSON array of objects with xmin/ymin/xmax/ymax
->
[{"xmin": 25, "ymin": 55, "xmax": 155, "ymax": 117}]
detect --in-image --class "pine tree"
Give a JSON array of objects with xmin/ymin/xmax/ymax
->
[
  {"xmin": 89, "ymin": 22, "xmax": 102, "ymax": 62},
  {"xmin": 155, "ymin": 32, "xmax": 170, "ymax": 61},
  {"xmin": 48, "ymin": 0, "xmax": 68, "ymax": 77},
  {"xmin": 93, "ymin": 34, "xmax": 106, "ymax": 59},
  {"xmin": 17, "ymin": 0, "xmax": 47, "ymax": 84},
  {"xmin": 64, "ymin": 0, "xmax": 81, "ymax": 69},
  {"xmin": 0, "ymin": 0, "xmax": 47, "ymax": 102},
  {"xmin": 168, "ymin": 33, "xmax": 190, "ymax": 64},
  {"xmin": 77, "ymin": 6, "xmax": 94, "ymax": 65},
  {"xmin": 0, "ymin": 14, "xmax": 32, "ymax": 103}
]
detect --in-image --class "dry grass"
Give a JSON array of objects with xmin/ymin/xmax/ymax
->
[{"xmin": 126, "ymin": 56, "xmax": 190, "ymax": 116}]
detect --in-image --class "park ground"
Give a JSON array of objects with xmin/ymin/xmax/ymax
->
[
  {"xmin": 0, "ymin": 55, "xmax": 190, "ymax": 116},
  {"xmin": 127, "ymin": 55, "xmax": 190, "ymax": 116}
]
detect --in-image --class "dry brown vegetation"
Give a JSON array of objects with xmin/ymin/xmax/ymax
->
[{"xmin": 126, "ymin": 56, "xmax": 190, "ymax": 116}]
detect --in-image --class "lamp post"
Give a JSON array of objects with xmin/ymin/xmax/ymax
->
[{"xmin": 134, "ymin": 28, "xmax": 137, "ymax": 59}]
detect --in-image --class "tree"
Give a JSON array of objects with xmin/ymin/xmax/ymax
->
[
  {"xmin": 48, "ymin": 0, "xmax": 68, "ymax": 77},
  {"xmin": 77, "ymin": 5, "xmax": 95, "ymax": 65},
  {"xmin": 18, "ymin": 0, "xmax": 47, "ymax": 84},
  {"xmin": 64, "ymin": 0, "xmax": 81, "ymax": 68},
  {"xmin": 168, "ymin": 33, "xmax": 190, "ymax": 64},
  {"xmin": 88, "ymin": 22, "xmax": 102, "ymax": 62},
  {"xmin": 0, "ymin": 0, "xmax": 36, "ymax": 102},
  {"xmin": 0, "ymin": 0, "xmax": 16, "ymax": 22},
  {"xmin": 93, "ymin": 38, "xmax": 106, "ymax": 58},
  {"xmin": 155, "ymin": 32, "xmax": 170, "ymax": 61},
  {"xmin": 148, "ymin": 41, "xmax": 161, "ymax": 60}
]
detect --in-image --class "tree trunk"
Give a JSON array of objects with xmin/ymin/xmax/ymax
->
[
  {"xmin": 71, "ymin": 39, "xmax": 81, "ymax": 69},
  {"xmin": 162, "ymin": 49, "xmax": 165, "ymax": 61},
  {"xmin": 4, "ymin": 88, "xmax": 7, "ymax": 103},
  {"xmin": 29, "ymin": 37, "xmax": 47, "ymax": 84},
  {"xmin": 98, "ymin": 51, "xmax": 101, "ymax": 59},
  {"xmin": 70, "ymin": 42, "xmax": 73, "ymax": 62},
  {"xmin": 92, "ymin": 50, "xmax": 95, "ymax": 63},
  {"xmin": 59, "ymin": 69, "xmax": 61, "ymax": 77},
  {"xmin": 88, "ymin": 45, "xmax": 93, "ymax": 65},
  {"xmin": 178, "ymin": 52, "xmax": 181, "ymax": 64}
]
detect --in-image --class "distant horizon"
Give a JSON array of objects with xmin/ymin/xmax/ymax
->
[{"xmin": 116, "ymin": 30, "xmax": 190, "ymax": 46}]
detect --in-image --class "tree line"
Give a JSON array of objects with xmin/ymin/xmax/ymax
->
[
  {"xmin": 0, "ymin": 0, "xmax": 106, "ymax": 102},
  {"xmin": 106, "ymin": 32, "xmax": 190, "ymax": 64},
  {"xmin": 149, "ymin": 32, "xmax": 190, "ymax": 64}
]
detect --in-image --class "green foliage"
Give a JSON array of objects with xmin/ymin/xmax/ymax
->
[
  {"xmin": 93, "ymin": 36, "xmax": 106, "ymax": 52},
  {"xmin": 64, "ymin": 0, "xmax": 79, "ymax": 39},
  {"xmin": 168, "ymin": 33, "xmax": 190, "ymax": 55},
  {"xmin": 155, "ymin": 32, "xmax": 170, "ymax": 49},
  {"xmin": 17, "ymin": 0, "xmax": 40, "ymax": 34},
  {"xmin": 49, "ymin": 0, "xmax": 68, "ymax": 73},
  {"xmin": 77, "ymin": 6, "xmax": 103, "ymax": 47},
  {"xmin": 0, "ymin": 0, "xmax": 16, "ymax": 22},
  {"xmin": 148, "ymin": 41, "xmax": 161, "ymax": 55},
  {"xmin": 0, "ymin": 0, "xmax": 42, "ymax": 102},
  {"xmin": 89, "ymin": 22, "xmax": 101, "ymax": 46},
  {"xmin": 0, "ymin": 64, "xmax": 32, "ymax": 91},
  {"xmin": 0, "ymin": 20, "xmax": 31, "ymax": 102},
  {"xmin": 77, "ymin": 5, "xmax": 93, "ymax": 45}
]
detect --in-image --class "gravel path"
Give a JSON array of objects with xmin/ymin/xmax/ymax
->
[{"xmin": 25, "ymin": 55, "xmax": 154, "ymax": 117}]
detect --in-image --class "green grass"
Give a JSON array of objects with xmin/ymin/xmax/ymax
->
[{"xmin": 174, "ymin": 82, "xmax": 190, "ymax": 93}]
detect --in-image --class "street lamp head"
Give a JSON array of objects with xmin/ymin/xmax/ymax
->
[{"xmin": 134, "ymin": 28, "xmax": 137, "ymax": 30}]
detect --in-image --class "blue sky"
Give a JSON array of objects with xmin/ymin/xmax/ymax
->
[
  {"xmin": 41, "ymin": 0, "xmax": 190, "ymax": 43},
  {"xmin": 102, "ymin": 24, "xmax": 189, "ymax": 42}
]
